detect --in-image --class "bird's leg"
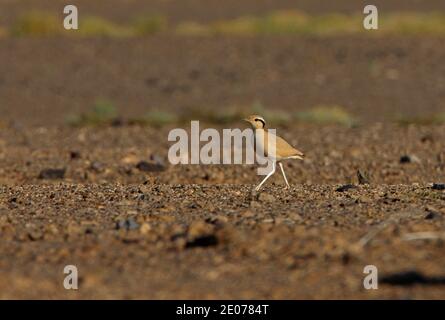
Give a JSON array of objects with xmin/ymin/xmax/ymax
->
[
  {"xmin": 279, "ymin": 162, "xmax": 290, "ymax": 189},
  {"xmin": 255, "ymin": 161, "xmax": 276, "ymax": 191}
]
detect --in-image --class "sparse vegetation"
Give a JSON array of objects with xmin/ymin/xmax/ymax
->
[
  {"xmin": 295, "ymin": 106, "xmax": 356, "ymax": 127},
  {"xmin": 78, "ymin": 17, "xmax": 133, "ymax": 37},
  {"xmin": 7, "ymin": 10, "xmax": 445, "ymax": 38},
  {"xmin": 66, "ymin": 99, "xmax": 118, "ymax": 126},
  {"xmin": 178, "ymin": 11, "xmax": 445, "ymax": 36},
  {"xmin": 64, "ymin": 102, "xmax": 444, "ymax": 128},
  {"xmin": 12, "ymin": 12, "xmax": 62, "ymax": 36},
  {"xmin": 383, "ymin": 13, "xmax": 445, "ymax": 35},
  {"xmin": 133, "ymin": 14, "xmax": 167, "ymax": 36},
  {"xmin": 175, "ymin": 21, "xmax": 211, "ymax": 36}
]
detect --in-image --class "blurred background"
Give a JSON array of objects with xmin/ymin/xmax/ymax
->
[{"xmin": 0, "ymin": 0, "xmax": 444, "ymax": 127}]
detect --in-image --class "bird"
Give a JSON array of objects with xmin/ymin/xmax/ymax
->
[{"xmin": 243, "ymin": 115, "xmax": 304, "ymax": 191}]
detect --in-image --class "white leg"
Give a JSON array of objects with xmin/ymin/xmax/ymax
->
[
  {"xmin": 279, "ymin": 162, "xmax": 290, "ymax": 189},
  {"xmin": 255, "ymin": 161, "xmax": 276, "ymax": 191}
]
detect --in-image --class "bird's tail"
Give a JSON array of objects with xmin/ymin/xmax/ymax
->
[{"xmin": 291, "ymin": 149, "xmax": 304, "ymax": 160}]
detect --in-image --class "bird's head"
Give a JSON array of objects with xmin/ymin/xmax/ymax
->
[{"xmin": 243, "ymin": 115, "xmax": 266, "ymax": 129}]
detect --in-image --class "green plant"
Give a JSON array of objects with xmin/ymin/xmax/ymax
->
[
  {"xmin": 383, "ymin": 13, "xmax": 445, "ymax": 35},
  {"xmin": 175, "ymin": 21, "xmax": 211, "ymax": 36},
  {"xmin": 66, "ymin": 99, "xmax": 118, "ymax": 126},
  {"xmin": 256, "ymin": 10, "xmax": 309, "ymax": 34}
]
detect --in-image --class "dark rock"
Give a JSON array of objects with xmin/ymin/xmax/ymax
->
[
  {"xmin": 421, "ymin": 134, "xmax": 434, "ymax": 143},
  {"xmin": 400, "ymin": 154, "xmax": 421, "ymax": 164},
  {"xmin": 185, "ymin": 234, "xmax": 218, "ymax": 248},
  {"xmin": 432, "ymin": 183, "xmax": 445, "ymax": 191},
  {"xmin": 38, "ymin": 168, "xmax": 65, "ymax": 180},
  {"xmin": 424, "ymin": 206, "xmax": 442, "ymax": 220},
  {"xmin": 116, "ymin": 218, "xmax": 139, "ymax": 231},
  {"xmin": 69, "ymin": 151, "xmax": 81, "ymax": 160},
  {"xmin": 336, "ymin": 184, "xmax": 357, "ymax": 192},
  {"xmin": 424, "ymin": 211, "xmax": 438, "ymax": 220},
  {"xmin": 136, "ymin": 160, "xmax": 165, "ymax": 172},
  {"xmin": 150, "ymin": 154, "xmax": 165, "ymax": 166},
  {"xmin": 381, "ymin": 270, "xmax": 445, "ymax": 286},
  {"xmin": 111, "ymin": 118, "xmax": 125, "ymax": 127},
  {"xmin": 185, "ymin": 221, "xmax": 218, "ymax": 248},
  {"xmin": 89, "ymin": 161, "xmax": 105, "ymax": 173}
]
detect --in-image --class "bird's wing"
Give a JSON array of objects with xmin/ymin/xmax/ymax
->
[{"xmin": 264, "ymin": 130, "xmax": 304, "ymax": 159}]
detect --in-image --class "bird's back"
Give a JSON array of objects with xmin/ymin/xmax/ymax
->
[{"xmin": 257, "ymin": 129, "xmax": 304, "ymax": 160}]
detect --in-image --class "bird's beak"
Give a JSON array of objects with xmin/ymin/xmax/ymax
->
[{"xmin": 242, "ymin": 118, "xmax": 249, "ymax": 123}]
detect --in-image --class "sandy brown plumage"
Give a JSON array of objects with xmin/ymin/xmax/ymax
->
[{"xmin": 243, "ymin": 115, "xmax": 305, "ymax": 190}]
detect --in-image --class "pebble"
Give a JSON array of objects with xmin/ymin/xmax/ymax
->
[
  {"xmin": 136, "ymin": 161, "xmax": 165, "ymax": 172},
  {"xmin": 432, "ymin": 183, "xmax": 445, "ymax": 191},
  {"xmin": 336, "ymin": 184, "xmax": 357, "ymax": 192},
  {"xmin": 38, "ymin": 168, "xmax": 65, "ymax": 180},
  {"xmin": 185, "ymin": 221, "xmax": 218, "ymax": 248},
  {"xmin": 258, "ymin": 193, "xmax": 275, "ymax": 202},
  {"xmin": 400, "ymin": 154, "xmax": 421, "ymax": 164},
  {"xmin": 116, "ymin": 217, "xmax": 140, "ymax": 230}
]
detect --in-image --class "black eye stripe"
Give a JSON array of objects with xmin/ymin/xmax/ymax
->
[{"xmin": 254, "ymin": 118, "xmax": 265, "ymax": 127}]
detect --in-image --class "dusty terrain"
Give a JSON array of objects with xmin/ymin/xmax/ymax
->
[
  {"xmin": 0, "ymin": 124, "xmax": 444, "ymax": 299},
  {"xmin": 0, "ymin": 0, "xmax": 445, "ymax": 299}
]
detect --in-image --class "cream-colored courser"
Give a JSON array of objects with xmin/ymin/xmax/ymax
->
[{"xmin": 243, "ymin": 115, "xmax": 304, "ymax": 191}]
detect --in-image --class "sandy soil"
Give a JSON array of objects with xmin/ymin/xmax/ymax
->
[{"xmin": 0, "ymin": 124, "xmax": 444, "ymax": 299}]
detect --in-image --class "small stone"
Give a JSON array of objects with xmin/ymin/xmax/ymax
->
[
  {"xmin": 432, "ymin": 183, "xmax": 445, "ymax": 191},
  {"xmin": 188, "ymin": 221, "xmax": 213, "ymax": 239},
  {"xmin": 116, "ymin": 217, "xmax": 139, "ymax": 230},
  {"xmin": 421, "ymin": 134, "xmax": 434, "ymax": 143},
  {"xmin": 150, "ymin": 154, "xmax": 165, "ymax": 166},
  {"xmin": 121, "ymin": 155, "xmax": 139, "ymax": 165},
  {"xmin": 424, "ymin": 211, "xmax": 438, "ymax": 220},
  {"xmin": 358, "ymin": 196, "xmax": 371, "ymax": 203},
  {"xmin": 136, "ymin": 160, "xmax": 165, "ymax": 172},
  {"xmin": 289, "ymin": 213, "xmax": 303, "ymax": 222},
  {"xmin": 424, "ymin": 206, "xmax": 442, "ymax": 220},
  {"xmin": 69, "ymin": 151, "xmax": 81, "ymax": 159},
  {"xmin": 380, "ymin": 270, "xmax": 438, "ymax": 286},
  {"xmin": 89, "ymin": 161, "xmax": 105, "ymax": 173},
  {"xmin": 400, "ymin": 154, "xmax": 421, "ymax": 164},
  {"xmin": 205, "ymin": 215, "xmax": 229, "ymax": 226},
  {"xmin": 38, "ymin": 168, "xmax": 65, "ymax": 180},
  {"xmin": 336, "ymin": 184, "xmax": 357, "ymax": 192},
  {"xmin": 185, "ymin": 221, "xmax": 218, "ymax": 248},
  {"xmin": 140, "ymin": 223, "xmax": 152, "ymax": 235},
  {"xmin": 258, "ymin": 193, "xmax": 275, "ymax": 202},
  {"xmin": 242, "ymin": 210, "xmax": 255, "ymax": 218}
]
